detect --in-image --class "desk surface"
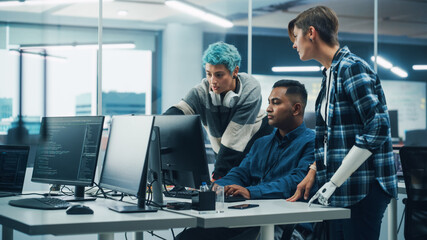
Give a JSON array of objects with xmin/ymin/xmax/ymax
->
[
  {"xmin": 0, "ymin": 196, "xmax": 196, "ymax": 236},
  {"xmin": 167, "ymin": 199, "xmax": 351, "ymax": 229}
]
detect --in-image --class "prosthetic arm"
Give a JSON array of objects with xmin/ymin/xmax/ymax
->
[{"xmin": 308, "ymin": 146, "xmax": 372, "ymax": 206}]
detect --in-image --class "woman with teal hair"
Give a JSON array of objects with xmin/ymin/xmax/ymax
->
[{"xmin": 165, "ymin": 41, "xmax": 272, "ymax": 180}]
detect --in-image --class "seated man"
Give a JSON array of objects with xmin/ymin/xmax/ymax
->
[{"xmin": 177, "ymin": 79, "xmax": 316, "ymax": 240}]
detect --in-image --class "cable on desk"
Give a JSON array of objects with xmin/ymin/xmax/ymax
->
[
  {"xmin": 148, "ymin": 201, "xmax": 163, "ymax": 210},
  {"xmin": 93, "ymin": 182, "xmax": 107, "ymax": 198},
  {"xmin": 60, "ymin": 185, "xmax": 74, "ymax": 196},
  {"xmin": 85, "ymin": 186, "xmax": 97, "ymax": 193},
  {"xmin": 93, "ymin": 182, "xmax": 160, "ymax": 209},
  {"xmin": 146, "ymin": 179, "xmax": 156, "ymax": 205}
]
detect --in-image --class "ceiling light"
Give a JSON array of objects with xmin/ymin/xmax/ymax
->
[
  {"xmin": 391, "ymin": 67, "xmax": 408, "ymax": 78},
  {"xmin": 203, "ymin": 13, "xmax": 233, "ymax": 28},
  {"xmin": 19, "ymin": 43, "xmax": 136, "ymax": 50},
  {"xmin": 412, "ymin": 65, "xmax": 427, "ymax": 70},
  {"xmin": 165, "ymin": 0, "xmax": 233, "ymax": 28},
  {"xmin": 117, "ymin": 10, "xmax": 128, "ymax": 17},
  {"xmin": 272, "ymin": 66, "xmax": 321, "ymax": 72},
  {"xmin": 0, "ymin": 0, "xmax": 112, "ymax": 7},
  {"xmin": 371, "ymin": 56, "xmax": 393, "ymax": 69}
]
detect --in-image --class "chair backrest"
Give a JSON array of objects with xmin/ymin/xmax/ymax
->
[
  {"xmin": 405, "ymin": 129, "xmax": 427, "ymax": 147},
  {"xmin": 400, "ymin": 146, "xmax": 427, "ymax": 201},
  {"xmin": 399, "ymin": 146, "xmax": 427, "ymax": 240}
]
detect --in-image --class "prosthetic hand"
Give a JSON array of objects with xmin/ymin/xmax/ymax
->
[
  {"xmin": 308, "ymin": 146, "xmax": 372, "ymax": 206},
  {"xmin": 308, "ymin": 181, "xmax": 337, "ymax": 206}
]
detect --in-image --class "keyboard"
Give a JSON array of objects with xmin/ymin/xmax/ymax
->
[
  {"xmin": 0, "ymin": 192, "xmax": 16, "ymax": 198},
  {"xmin": 9, "ymin": 197, "xmax": 71, "ymax": 210},
  {"xmin": 163, "ymin": 190, "xmax": 199, "ymax": 199},
  {"xmin": 224, "ymin": 195, "xmax": 246, "ymax": 203}
]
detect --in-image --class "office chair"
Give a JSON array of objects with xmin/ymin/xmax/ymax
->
[{"xmin": 399, "ymin": 146, "xmax": 427, "ymax": 240}]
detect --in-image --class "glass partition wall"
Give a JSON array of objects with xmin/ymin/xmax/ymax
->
[
  {"xmin": 0, "ymin": 2, "xmax": 426, "ymax": 160},
  {"xmin": 0, "ymin": 0, "xmax": 425, "ymax": 162}
]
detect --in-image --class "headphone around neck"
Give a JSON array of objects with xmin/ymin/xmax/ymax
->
[{"xmin": 209, "ymin": 76, "xmax": 242, "ymax": 108}]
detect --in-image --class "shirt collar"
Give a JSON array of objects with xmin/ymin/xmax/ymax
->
[
  {"xmin": 331, "ymin": 46, "xmax": 350, "ymax": 70},
  {"xmin": 321, "ymin": 46, "xmax": 350, "ymax": 78},
  {"xmin": 273, "ymin": 122, "xmax": 307, "ymax": 145}
]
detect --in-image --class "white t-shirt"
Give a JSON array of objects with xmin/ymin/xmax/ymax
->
[{"xmin": 321, "ymin": 68, "xmax": 333, "ymax": 165}]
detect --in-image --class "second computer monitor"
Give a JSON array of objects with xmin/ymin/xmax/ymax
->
[
  {"xmin": 31, "ymin": 116, "xmax": 104, "ymax": 200},
  {"xmin": 154, "ymin": 115, "xmax": 210, "ymax": 189},
  {"xmin": 99, "ymin": 115, "xmax": 157, "ymax": 212},
  {"xmin": 0, "ymin": 145, "xmax": 30, "ymax": 195}
]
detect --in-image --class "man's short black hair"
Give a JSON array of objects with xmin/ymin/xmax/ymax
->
[{"xmin": 273, "ymin": 79, "xmax": 308, "ymax": 107}]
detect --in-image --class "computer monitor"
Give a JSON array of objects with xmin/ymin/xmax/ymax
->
[
  {"xmin": 389, "ymin": 110, "xmax": 399, "ymax": 141},
  {"xmin": 0, "ymin": 145, "xmax": 30, "ymax": 196},
  {"xmin": 153, "ymin": 115, "xmax": 210, "ymax": 191},
  {"xmin": 99, "ymin": 115, "xmax": 157, "ymax": 213},
  {"xmin": 31, "ymin": 116, "xmax": 104, "ymax": 201}
]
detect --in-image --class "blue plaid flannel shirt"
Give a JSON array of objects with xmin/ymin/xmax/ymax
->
[{"xmin": 315, "ymin": 46, "xmax": 398, "ymax": 207}]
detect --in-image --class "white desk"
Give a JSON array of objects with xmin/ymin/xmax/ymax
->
[
  {"xmin": 166, "ymin": 199, "xmax": 350, "ymax": 240},
  {"xmin": 0, "ymin": 196, "xmax": 196, "ymax": 240}
]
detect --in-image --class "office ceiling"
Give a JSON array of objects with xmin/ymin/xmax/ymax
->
[{"xmin": 0, "ymin": 0, "xmax": 426, "ymax": 40}]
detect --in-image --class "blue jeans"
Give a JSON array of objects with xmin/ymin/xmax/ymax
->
[{"xmin": 328, "ymin": 180, "xmax": 391, "ymax": 240}]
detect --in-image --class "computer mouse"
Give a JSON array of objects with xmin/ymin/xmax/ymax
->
[{"xmin": 66, "ymin": 204, "xmax": 94, "ymax": 215}]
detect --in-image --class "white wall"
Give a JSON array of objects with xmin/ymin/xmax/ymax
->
[{"xmin": 161, "ymin": 23, "xmax": 203, "ymax": 112}]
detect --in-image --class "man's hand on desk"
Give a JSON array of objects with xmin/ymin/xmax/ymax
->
[
  {"xmin": 224, "ymin": 184, "xmax": 250, "ymax": 199},
  {"xmin": 286, "ymin": 167, "xmax": 316, "ymax": 202}
]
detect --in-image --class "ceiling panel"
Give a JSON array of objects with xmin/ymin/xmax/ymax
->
[
  {"xmin": 52, "ymin": 2, "xmax": 176, "ymax": 22},
  {"xmin": 0, "ymin": 3, "xmax": 59, "ymax": 13},
  {"xmin": 288, "ymin": 0, "xmax": 374, "ymax": 18},
  {"xmin": 233, "ymin": 10, "xmax": 297, "ymax": 29},
  {"xmin": 0, "ymin": 0, "xmax": 426, "ymax": 39}
]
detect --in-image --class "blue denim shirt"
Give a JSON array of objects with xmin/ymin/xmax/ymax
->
[{"xmin": 215, "ymin": 123, "xmax": 315, "ymax": 199}]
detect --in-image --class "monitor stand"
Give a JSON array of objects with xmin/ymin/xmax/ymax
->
[
  {"xmin": 108, "ymin": 198, "xmax": 158, "ymax": 213},
  {"xmin": 60, "ymin": 186, "xmax": 96, "ymax": 202}
]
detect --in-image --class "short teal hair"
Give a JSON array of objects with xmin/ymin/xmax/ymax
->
[{"xmin": 202, "ymin": 42, "xmax": 241, "ymax": 73}]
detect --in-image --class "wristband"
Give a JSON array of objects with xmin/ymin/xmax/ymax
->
[{"xmin": 309, "ymin": 164, "xmax": 317, "ymax": 171}]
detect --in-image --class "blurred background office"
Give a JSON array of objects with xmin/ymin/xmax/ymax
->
[{"xmin": 0, "ymin": 0, "xmax": 426, "ymax": 239}]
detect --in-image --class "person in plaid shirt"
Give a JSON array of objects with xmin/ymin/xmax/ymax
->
[{"xmin": 286, "ymin": 6, "xmax": 398, "ymax": 240}]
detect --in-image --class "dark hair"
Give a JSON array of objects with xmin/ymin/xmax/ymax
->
[
  {"xmin": 273, "ymin": 79, "xmax": 308, "ymax": 108},
  {"xmin": 288, "ymin": 6, "xmax": 339, "ymax": 47}
]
